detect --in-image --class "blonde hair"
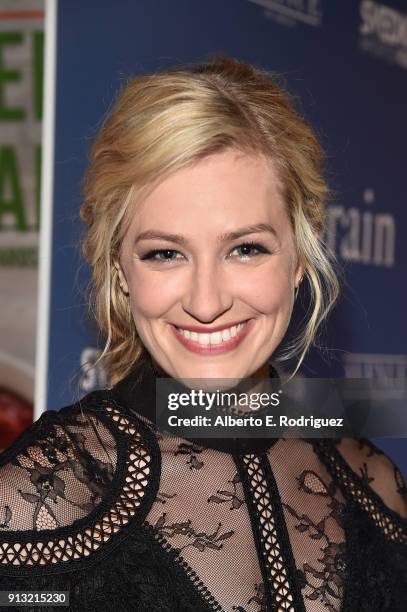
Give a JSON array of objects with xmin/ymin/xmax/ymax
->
[{"xmin": 81, "ymin": 56, "xmax": 340, "ymax": 384}]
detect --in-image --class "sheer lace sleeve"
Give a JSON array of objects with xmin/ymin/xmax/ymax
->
[
  {"xmin": 334, "ymin": 438, "xmax": 407, "ymax": 520},
  {"xmin": 0, "ymin": 394, "xmax": 159, "ymax": 572},
  {"xmin": 0, "ymin": 396, "xmax": 175, "ymax": 612},
  {"xmin": 0, "ymin": 403, "xmax": 118, "ymax": 533}
]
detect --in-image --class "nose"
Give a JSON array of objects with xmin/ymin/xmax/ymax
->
[{"xmin": 181, "ymin": 260, "xmax": 233, "ymax": 323}]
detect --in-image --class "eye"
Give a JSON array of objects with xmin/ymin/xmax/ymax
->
[
  {"xmin": 140, "ymin": 248, "xmax": 184, "ymax": 263},
  {"xmin": 139, "ymin": 241, "xmax": 270, "ymax": 264},
  {"xmin": 229, "ymin": 241, "xmax": 270, "ymax": 260}
]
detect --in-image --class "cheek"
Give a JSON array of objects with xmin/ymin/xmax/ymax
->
[
  {"xmin": 127, "ymin": 268, "xmax": 181, "ymax": 319},
  {"xmin": 236, "ymin": 263, "xmax": 294, "ymax": 314}
]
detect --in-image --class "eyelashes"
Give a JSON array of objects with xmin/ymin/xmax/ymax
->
[
  {"xmin": 139, "ymin": 241, "xmax": 271, "ymax": 264},
  {"xmin": 139, "ymin": 249, "xmax": 182, "ymax": 263}
]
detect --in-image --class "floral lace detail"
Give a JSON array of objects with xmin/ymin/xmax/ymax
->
[
  {"xmin": 315, "ymin": 439, "xmax": 407, "ymax": 543},
  {"xmin": 175, "ymin": 442, "xmax": 205, "ymax": 470},
  {"xmin": 208, "ymin": 473, "xmax": 245, "ymax": 510},
  {"xmin": 1, "ymin": 384, "xmax": 407, "ymax": 612},
  {"xmin": 144, "ymin": 435, "xmax": 264, "ymax": 612},
  {"xmin": 232, "ymin": 583, "xmax": 266, "ymax": 612},
  {"xmin": 283, "ymin": 469, "xmax": 348, "ymax": 611},
  {"xmin": 156, "ymin": 490, "xmax": 178, "ymax": 505},
  {"xmin": 0, "ymin": 402, "xmax": 158, "ymax": 567},
  {"xmin": 152, "ymin": 513, "xmax": 235, "ymax": 553},
  {"xmin": 12, "ymin": 418, "xmax": 114, "ymax": 530},
  {"xmin": 359, "ymin": 440, "xmax": 407, "ymax": 508},
  {"xmin": 0, "ymin": 507, "xmax": 11, "ymax": 529}
]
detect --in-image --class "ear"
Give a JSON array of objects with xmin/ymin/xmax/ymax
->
[{"xmin": 113, "ymin": 259, "xmax": 129, "ymax": 295}]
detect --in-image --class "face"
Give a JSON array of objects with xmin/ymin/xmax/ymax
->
[{"xmin": 116, "ymin": 149, "xmax": 303, "ymax": 381}]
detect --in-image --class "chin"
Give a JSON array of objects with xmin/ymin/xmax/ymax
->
[{"xmin": 170, "ymin": 360, "xmax": 252, "ymax": 382}]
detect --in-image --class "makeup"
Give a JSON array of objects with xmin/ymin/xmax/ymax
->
[{"xmin": 171, "ymin": 319, "xmax": 255, "ymax": 355}]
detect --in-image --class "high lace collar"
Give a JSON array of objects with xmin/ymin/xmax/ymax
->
[{"xmin": 111, "ymin": 357, "xmax": 282, "ymax": 455}]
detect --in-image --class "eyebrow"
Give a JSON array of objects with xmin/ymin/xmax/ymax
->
[{"xmin": 133, "ymin": 223, "xmax": 278, "ymax": 246}]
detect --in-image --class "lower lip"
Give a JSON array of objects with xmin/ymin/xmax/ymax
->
[{"xmin": 171, "ymin": 320, "xmax": 255, "ymax": 355}]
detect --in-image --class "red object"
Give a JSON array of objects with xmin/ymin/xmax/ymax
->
[
  {"xmin": 0, "ymin": 11, "xmax": 44, "ymax": 20},
  {"xmin": 0, "ymin": 389, "xmax": 33, "ymax": 450}
]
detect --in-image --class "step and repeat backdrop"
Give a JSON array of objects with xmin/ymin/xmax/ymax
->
[
  {"xmin": 29, "ymin": 1, "xmax": 407, "ymax": 471},
  {"xmin": 0, "ymin": 1, "xmax": 44, "ymax": 449}
]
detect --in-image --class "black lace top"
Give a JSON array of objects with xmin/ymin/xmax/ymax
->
[{"xmin": 1, "ymin": 361, "xmax": 407, "ymax": 612}]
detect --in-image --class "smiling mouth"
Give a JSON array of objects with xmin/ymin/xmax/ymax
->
[
  {"xmin": 176, "ymin": 320, "xmax": 248, "ymax": 344},
  {"xmin": 171, "ymin": 319, "xmax": 253, "ymax": 352}
]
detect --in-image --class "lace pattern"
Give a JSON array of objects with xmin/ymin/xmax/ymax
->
[
  {"xmin": 0, "ymin": 400, "xmax": 158, "ymax": 568},
  {"xmin": 1, "ymin": 412, "xmax": 116, "ymax": 533},
  {"xmin": 314, "ymin": 439, "xmax": 407, "ymax": 543},
  {"xmin": 269, "ymin": 440, "xmax": 347, "ymax": 612},
  {"xmin": 238, "ymin": 453, "xmax": 296, "ymax": 611},
  {"xmin": 142, "ymin": 434, "xmax": 350, "ymax": 612},
  {"xmin": 143, "ymin": 433, "xmax": 265, "ymax": 612},
  {"xmin": 0, "ymin": 389, "xmax": 406, "ymax": 612}
]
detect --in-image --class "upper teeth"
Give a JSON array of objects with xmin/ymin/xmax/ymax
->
[{"xmin": 178, "ymin": 322, "xmax": 247, "ymax": 345}]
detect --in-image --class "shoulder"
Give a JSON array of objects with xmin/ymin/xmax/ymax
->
[
  {"xmin": 0, "ymin": 389, "xmax": 160, "ymax": 538},
  {"xmin": 333, "ymin": 437, "xmax": 407, "ymax": 519},
  {"xmin": 313, "ymin": 436, "xmax": 407, "ymax": 538},
  {"xmin": 309, "ymin": 436, "xmax": 407, "ymax": 548}
]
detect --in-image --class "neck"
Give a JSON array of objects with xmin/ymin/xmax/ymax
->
[{"xmin": 112, "ymin": 355, "xmax": 282, "ymax": 454}]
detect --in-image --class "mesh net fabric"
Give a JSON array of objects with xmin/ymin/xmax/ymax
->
[
  {"xmin": 144, "ymin": 434, "xmax": 348, "ymax": 612},
  {"xmin": 144, "ymin": 432, "xmax": 407, "ymax": 612},
  {"xmin": 317, "ymin": 438, "xmax": 407, "ymax": 541},
  {"xmin": 145, "ymin": 433, "xmax": 264, "ymax": 611},
  {"xmin": 0, "ymin": 395, "xmax": 406, "ymax": 611},
  {"xmin": 332, "ymin": 437, "xmax": 407, "ymax": 524},
  {"xmin": 0, "ymin": 402, "xmax": 154, "ymax": 566}
]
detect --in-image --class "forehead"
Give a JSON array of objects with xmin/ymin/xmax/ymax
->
[{"xmin": 125, "ymin": 150, "xmax": 289, "ymax": 236}]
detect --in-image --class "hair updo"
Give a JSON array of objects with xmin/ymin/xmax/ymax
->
[{"xmin": 80, "ymin": 56, "xmax": 339, "ymax": 384}]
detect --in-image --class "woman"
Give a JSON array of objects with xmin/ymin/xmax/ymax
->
[{"xmin": 0, "ymin": 57, "xmax": 406, "ymax": 612}]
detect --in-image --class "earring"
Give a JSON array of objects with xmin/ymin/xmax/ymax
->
[
  {"xmin": 294, "ymin": 276, "xmax": 303, "ymax": 301},
  {"xmin": 118, "ymin": 279, "xmax": 129, "ymax": 295}
]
